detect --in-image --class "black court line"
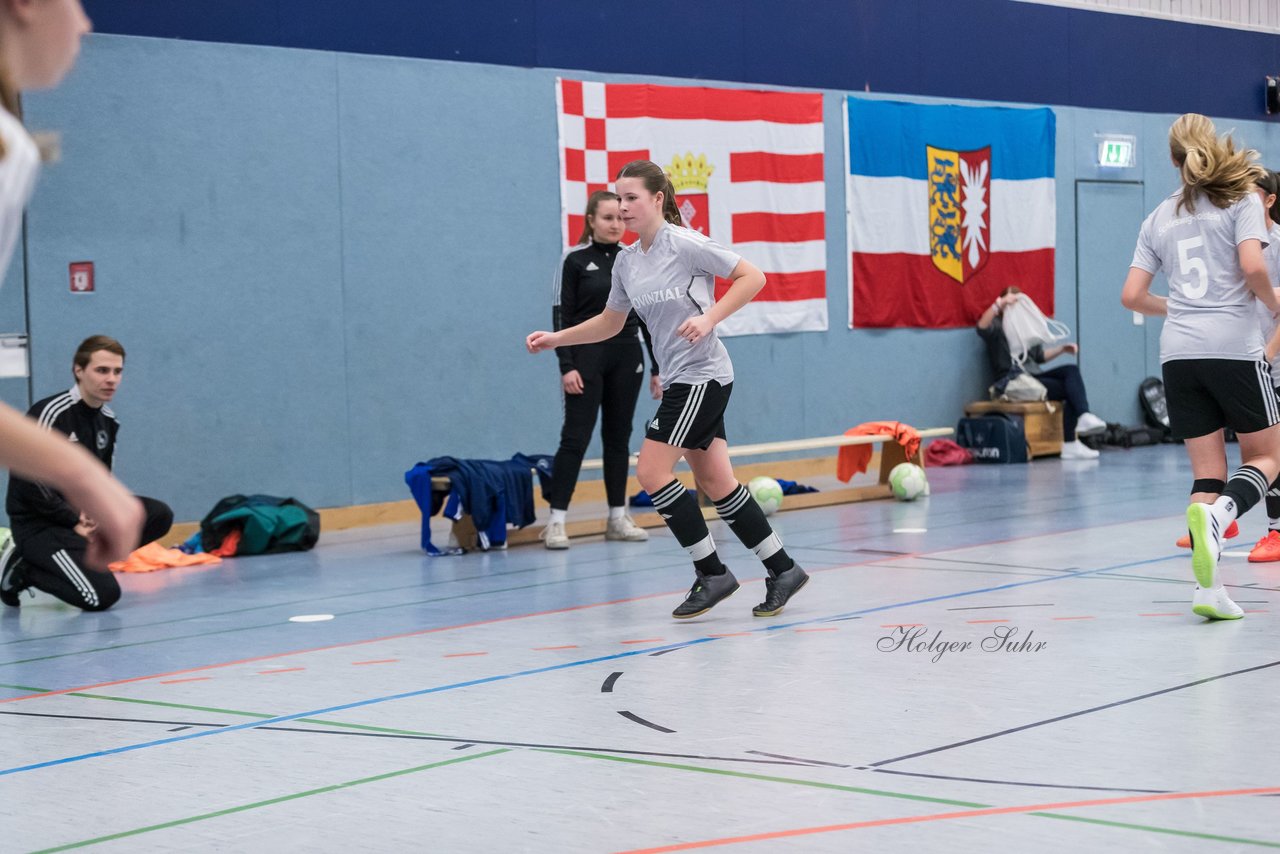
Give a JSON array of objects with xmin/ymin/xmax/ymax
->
[
  {"xmin": 870, "ymin": 767, "xmax": 1169, "ymax": 794},
  {"xmin": 601, "ymin": 672, "xmax": 622, "ymax": 693},
  {"xmin": 0, "ymin": 709, "xmax": 810, "ymax": 767},
  {"xmin": 617, "ymin": 711, "xmax": 676, "ymax": 733},
  {"xmin": 452, "ymin": 744, "xmax": 474, "ymax": 751},
  {"xmin": 166, "ymin": 726, "xmax": 192, "ymax": 733},
  {"xmin": 945, "ymin": 603, "xmax": 1055, "ymax": 611},
  {"xmin": 869, "ymin": 658, "xmax": 1280, "ymax": 768},
  {"xmin": 824, "ymin": 615, "xmax": 863, "ymax": 623},
  {"xmin": 649, "ymin": 648, "xmax": 683, "ymax": 657},
  {"xmin": 745, "ymin": 750, "xmax": 849, "ymax": 768}
]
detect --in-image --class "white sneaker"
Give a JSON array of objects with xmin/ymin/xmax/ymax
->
[
  {"xmin": 1192, "ymin": 585, "xmax": 1244, "ymax": 620},
  {"xmin": 1186, "ymin": 502, "xmax": 1229, "ymax": 588},
  {"xmin": 1060, "ymin": 440, "xmax": 1100, "ymax": 460},
  {"xmin": 1075, "ymin": 412, "xmax": 1107, "ymax": 436},
  {"xmin": 541, "ymin": 521, "xmax": 570, "ymax": 550},
  {"xmin": 605, "ymin": 515, "xmax": 649, "ymax": 542}
]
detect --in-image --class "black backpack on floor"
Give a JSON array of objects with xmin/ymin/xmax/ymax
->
[{"xmin": 955, "ymin": 414, "xmax": 1029, "ymax": 464}]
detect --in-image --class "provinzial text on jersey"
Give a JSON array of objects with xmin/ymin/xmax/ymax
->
[{"xmin": 632, "ymin": 287, "xmax": 691, "ymax": 309}]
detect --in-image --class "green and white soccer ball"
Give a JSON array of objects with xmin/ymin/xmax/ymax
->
[
  {"xmin": 889, "ymin": 463, "xmax": 928, "ymax": 501},
  {"xmin": 748, "ymin": 476, "xmax": 784, "ymax": 516}
]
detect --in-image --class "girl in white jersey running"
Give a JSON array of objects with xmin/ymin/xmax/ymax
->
[
  {"xmin": 1121, "ymin": 114, "xmax": 1280, "ymax": 620},
  {"xmin": 1243, "ymin": 170, "xmax": 1280, "ymax": 562},
  {"xmin": 528, "ymin": 159, "xmax": 809, "ymax": 619},
  {"xmin": 0, "ymin": 0, "xmax": 142, "ymax": 590}
]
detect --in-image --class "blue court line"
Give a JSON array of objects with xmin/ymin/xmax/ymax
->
[{"xmin": 0, "ymin": 553, "xmax": 1179, "ymax": 779}]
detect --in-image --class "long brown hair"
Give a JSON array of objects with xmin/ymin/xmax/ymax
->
[
  {"xmin": 576, "ymin": 190, "xmax": 620, "ymax": 244},
  {"xmin": 1168, "ymin": 113, "xmax": 1262, "ymax": 213},
  {"xmin": 615, "ymin": 160, "xmax": 683, "ymax": 227},
  {"xmin": 1257, "ymin": 170, "xmax": 1280, "ymax": 227}
]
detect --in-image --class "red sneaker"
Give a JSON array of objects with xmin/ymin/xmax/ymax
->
[
  {"xmin": 1248, "ymin": 529, "xmax": 1280, "ymax": 562},
  {"xmin": 1176, "ymin": 519, "xmax": 1238, "ymax": 549}
]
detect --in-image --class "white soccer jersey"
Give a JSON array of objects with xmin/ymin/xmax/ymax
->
[
  {"xmin": 1131, "ymin": 190, "xmax": 1270, "ymax": 363},
  {"xmin": 606, "ymin": 223, "xmax": 739, "ymax": 388},
  {"xmin": 1255, "ymin": 222, "xmax": 1280, "ymax": 377},
  {"xmin": 0, "ymin": 108, "xmax": 39, "ymax": 280}
]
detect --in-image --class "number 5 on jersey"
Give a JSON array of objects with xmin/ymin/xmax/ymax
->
[{"xmin": 1177, "ymin": 236, "xmax": 1209, "ymax": 300}]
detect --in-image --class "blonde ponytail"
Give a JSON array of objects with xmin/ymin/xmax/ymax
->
[{"xmin": 1168, "ymin": 113, "xmax": 1261, "ymax": 213}]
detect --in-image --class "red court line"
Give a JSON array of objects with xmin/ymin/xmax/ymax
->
[
  {"xmin": 257, "ymin": 668, "xmax": 305, "ymax": 675},
  {"xmin": 966, "ymin": 619, "xmax": 1010, "ymax": 624},
  {"xmin": 1244, "ymin": 610, "xmax": 1269, "ymax": 614},
  {"xmin": 621, "ymin": 639, "xmax": 664, "ymax": 645},
  {"xmin": 351, "ymin": 659, "xmax": 399, "ymax": 666},
  {"xmin": 1052, "ymin": 616, "xmax": 1095, "ymax": 621},
  {"xmin": 443, "ymin": 652, "xmax": 488, "ymax": 659},
  {"xmin": 534, "ymin": 645, "xmax": 580, "ymax": 651},
  {"xmin": 158, "ymin": 677, "xmax": 211, "ymax": 685},
  {"xmin": 794, "ymin": 628, "xmax": 837, "ymax": 633},
  {"xmin": 615, "ymin": 785, "xmax": 1280, "ymax": 853},
  {"xmin": 0, "ymin": 587, "xmax": 699, "ymax": 704}
]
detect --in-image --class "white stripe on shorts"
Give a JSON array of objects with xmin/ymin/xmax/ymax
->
[
  {"xmin": 1257, "ymin": 362, "xmax": 1279, "ymax": 425},
  {"xmin": 670, "ymin": 383, "xmax": 707, "ymax": 448}
]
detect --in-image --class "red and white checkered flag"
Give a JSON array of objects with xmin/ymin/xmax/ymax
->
[{"xmin": 556, "ymin": 78, "xmax": 828, "ymax": 336}]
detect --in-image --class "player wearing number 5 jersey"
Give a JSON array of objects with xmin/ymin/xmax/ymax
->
[{"xmin": 1122, "ymin": 113, "xmax": 1280, "ymax": 621}]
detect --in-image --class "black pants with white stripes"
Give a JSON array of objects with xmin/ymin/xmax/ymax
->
[
  {"xmin": 550, "ymin": 342, "xmax": 645, "ymax": 510},
  {"xmin": 11, "ymin": 496, "xmax": 173, "ymax": 611}
]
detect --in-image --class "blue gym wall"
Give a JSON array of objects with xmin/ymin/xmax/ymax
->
[{"xmin": 1, "ymin": 3, "xmax": 1277, "ymax": 522}]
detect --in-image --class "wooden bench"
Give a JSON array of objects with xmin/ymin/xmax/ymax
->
[
  {"xmin": 963, "ymin": 400, "xmax": 1063, "ymax": 458},
  {"xmin": 432, "ymin": 427, "xmax": 954, "ymax": 549}
]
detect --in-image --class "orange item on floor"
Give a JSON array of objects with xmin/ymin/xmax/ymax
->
[
  {"xmin": 836, "ymin": 421, "xmax": 923, "ymax": 482},
  {"xmin": 1248, "ymin": 529, "xmax": 1280, "ymax": 562},
  {"xmin": 109, "ymin": 542, "xmax": 223, "ymax": 573},
  {"xmin": 209, "ymin": 527, "xmax": 242, "ymax": 558},
  {"xmin": 1175, "ymin": 519, "xmax": 1239, "ymax": 549}
]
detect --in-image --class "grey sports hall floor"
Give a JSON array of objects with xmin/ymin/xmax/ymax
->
[{"xmin": 2, "ymin": 442, "xmax": 1277, "ymax": 852}]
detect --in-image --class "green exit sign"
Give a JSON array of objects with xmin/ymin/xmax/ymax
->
[{"xmin": 1098, "ymin": 136, "xmax": 1136, "ymax": 168}]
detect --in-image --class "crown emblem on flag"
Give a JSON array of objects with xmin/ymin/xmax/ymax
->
[{"xmin": 666, "ymin": 152, "xmax": 715, "ymax": 193}]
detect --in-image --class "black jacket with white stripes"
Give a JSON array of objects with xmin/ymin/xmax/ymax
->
[
  {"xmin": 553, "ymin": 239, "xmax": 659, "ymax": 376},
  {"xmin": 6, "ymin": 387, "xmax": 119, "ymax": 528}
]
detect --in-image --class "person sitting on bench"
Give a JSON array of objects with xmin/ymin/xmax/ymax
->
[
  {"xmin": 1, "ymin": 336, "xmax": 173, "ymax": 610},
  {"xmin": 977, "ymin": 288, "xmax": 1105, "ymax": 460}
]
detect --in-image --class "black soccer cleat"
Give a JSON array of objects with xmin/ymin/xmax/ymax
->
[
  {"xmin": 0, "ymin": 542, "xmax": 29, "ymax": 607},
  {"xmin": 753, "ymin": 563, "xmax": 810, "ymax": 617},
  {"xmin": 672, "ymin": 568, "xmax": 740, "ymax": 619}
]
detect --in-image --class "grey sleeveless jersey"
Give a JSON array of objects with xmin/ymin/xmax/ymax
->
[
  {"xmin": 606, "ymin": 223, "xmax": 739, "ymax": 388},
  {"xmin": 1131, "ymin": 190, "xmax": 1270, "ymax": 362}
]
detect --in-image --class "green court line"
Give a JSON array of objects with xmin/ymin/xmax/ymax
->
[
  {"xmin": 539, "ymin": 749, "xmax": 1280, "ymax": 848},
  {"xmin": 28, "ymin": 748, "xmax": 510, "ymax": 853},
  {"xmin": 0, "ymin": 684, "xmax": 440, "ymax": 737}
]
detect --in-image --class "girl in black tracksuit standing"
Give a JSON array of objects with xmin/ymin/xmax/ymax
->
[{"xmin": 543, "ymin": 191, "xmax": 659, "ymax": 549}]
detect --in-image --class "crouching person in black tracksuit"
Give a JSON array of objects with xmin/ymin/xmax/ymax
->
[{"xmin": 0, "ymin": 336, "xmax": 172, "ymax": 610}]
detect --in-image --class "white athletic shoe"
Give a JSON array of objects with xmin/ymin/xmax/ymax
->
[
  {"xmin": 605, "ymin": 515, "xmax": 649, "ymax": 542},
  {"xmin": 1075, "ymin": 412, "xmax": 1107, "ymax": 436},
  {"xmin": 1186, "ymin": 501, "xmax": 1231, "ymax": 589},
  {"xmin": 1192, "ymin": 585, "xmax": 1244, "ymax": 620},
  {"xmin": 1060, "ymin": 439, "xmax": 1100, "ymax": 460},
  {"xmin": 541, "ymin": 521, "xmax": 570, "ymax": 550}
]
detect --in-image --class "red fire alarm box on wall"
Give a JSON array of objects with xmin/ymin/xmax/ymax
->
[{"xmin": 70, "ymin": 261, "xmax": 94, "ymax": 293}]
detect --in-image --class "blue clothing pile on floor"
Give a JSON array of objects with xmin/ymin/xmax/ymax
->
[{"xmin": 405, "ymin": 454, "xmax": 553, "ymax": 555}]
